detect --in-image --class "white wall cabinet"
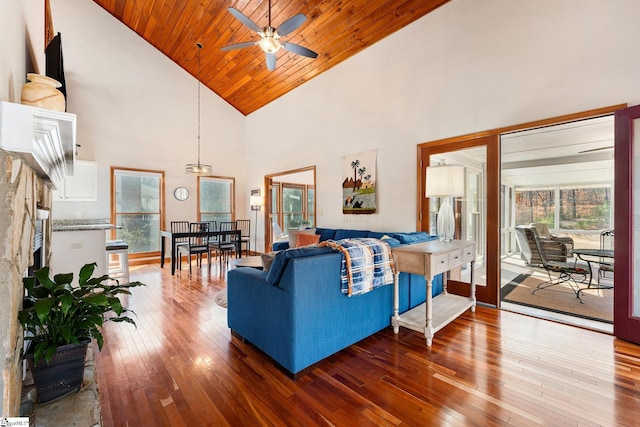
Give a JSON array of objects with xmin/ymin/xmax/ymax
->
[{"xmin": 53, "ymin": 160, "xmax": 98, "ymax": 201}]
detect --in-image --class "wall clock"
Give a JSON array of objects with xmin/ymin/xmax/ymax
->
[{"xmin": 174, "ymin": 187, "xmax": 189, "ymax": 201}]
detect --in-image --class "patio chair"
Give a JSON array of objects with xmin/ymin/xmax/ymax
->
[
  {"xmin": 516, "ymin": 225, "xmax": 589, "ymax": 303},
  {"xmin": 598, "ymin": 229, "xmax": 614, "ymax": 286},
  {"xmin": 515, "ymin": 225, "xmax": 571, "ymax": 266},
  {"xmin": 529, "ymin": 223, "xmax": 574, "ymax": 257}
]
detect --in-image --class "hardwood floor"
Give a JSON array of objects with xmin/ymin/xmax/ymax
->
[{"xmin": 96, "ymin": 263, "xmax": 640, "ymax": 426}]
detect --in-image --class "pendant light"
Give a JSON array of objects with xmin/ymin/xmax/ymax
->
[{"xmin": 186, "ymin": 42, "xmax": 213, "ymax": 176}]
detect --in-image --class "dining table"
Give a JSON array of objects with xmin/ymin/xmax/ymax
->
[{"xmin": 160, "ymin": 228, "xmax": 242, "ymax": 275}]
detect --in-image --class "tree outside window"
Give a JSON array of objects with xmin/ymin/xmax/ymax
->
[
  {"xmin": 112, "ymin": 168, "xmax": 164, "ymax": 254},
  {"xmin": 199, "ymin": 176, "xmax": 235, "ymax": 226}
]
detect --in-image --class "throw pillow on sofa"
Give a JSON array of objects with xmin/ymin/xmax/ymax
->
[
  {"xmin": 296, "ymin": 233, "xmax": 320, "ymax": 247},
  {"xmin": 260, "ymin": 252, "xmax": 278, "ymax": 272},
  {"xmin": 288, "ymin": 228, "xmax": 316, "ymax": 247}
]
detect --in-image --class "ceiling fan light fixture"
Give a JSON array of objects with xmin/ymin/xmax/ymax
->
[
  {"xmin": 259, "ymin": 27, "xmax": 281, "ymax": 53},
  {"xmin": 186, "ymin": 42, "xmax": 212, "ymax": 176}
]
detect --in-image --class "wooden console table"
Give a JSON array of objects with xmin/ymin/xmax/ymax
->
[{"xmin": 391, "ymin": 240, "xmax": 476, "ymax": 346}]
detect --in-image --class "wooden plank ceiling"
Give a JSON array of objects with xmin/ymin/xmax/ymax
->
[{"xmin": 93, "ymin": 0, "xmax": 451, "ymax": 115}]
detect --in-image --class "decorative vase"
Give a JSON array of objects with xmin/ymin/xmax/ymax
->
[{"xmin": 21, "ymin": 73, "xmax": 65, "ymax": 112}]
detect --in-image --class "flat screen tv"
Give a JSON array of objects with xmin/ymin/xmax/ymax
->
[{"xmin": 45, "ymin": 32, "xmax": 66, "ymax": 104}]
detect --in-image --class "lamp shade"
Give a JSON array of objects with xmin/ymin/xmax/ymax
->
[
  {"xmin": 425, "ymin": 165, "xmax": 465, "ymax": 197},
  {"xmin": 250, "ymin": 195, "xmax": 263, "ymax": 207}
]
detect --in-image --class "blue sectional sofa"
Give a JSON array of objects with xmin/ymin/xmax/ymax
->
[{"xmin": 226, "ymin": 228, "xmax": 442, "ymax": 377}]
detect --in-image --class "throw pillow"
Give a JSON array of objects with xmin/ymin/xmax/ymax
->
[
  {"xmin": 288, "ymin": 228, "xmax": 316, "ymax": 247},
  {"xmin": 260, "ymin": 252, "xmax": 277, "ymax": 272},
  {"xmin": 296, "ymin": 232, "xmax": 320, "ymax": 247}
]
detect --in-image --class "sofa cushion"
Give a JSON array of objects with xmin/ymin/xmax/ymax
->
[
  {"xmin": 366, "ymin": 231, "xmax": 386, "ymax": 239},
  {"xmin": 296, "ymin": 232, "xmax": 321, "ymax": 247},
  {"xmin": 315, "ymin": 227, "xmax": 336, "ymax": 242},
  {"xmin": 266, "ymin": 246, "xmax": 335, "ymax": 285},
  {"xmin": 380, "ymin": 236, "xmax": 403, "ymax": 248},
  {"xmin": 334, "ymin": 229, "xmax": 370, "ymax": 240},
  {"xmin": 392, "ymin": 232, "xmax": 434, "ymax": 244}
]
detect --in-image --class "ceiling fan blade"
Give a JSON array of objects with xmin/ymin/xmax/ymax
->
[
  {"xmin": 278, "ymin": 14, "xmax": 306, "ymax": 36},
  {"xmin": 266, "ymin": 53, "xmax": 276, "ymax": 71},
  {"xmin": 221, "ymin": 41, "xmax": 258, "ymax": 51},
  {"xmin": 281, "ymin": 42, "xmax": 318, "ymax": 58},
  {"xmin": 228, "ymin": 7, "xmax": 262, "ymax": 33}
]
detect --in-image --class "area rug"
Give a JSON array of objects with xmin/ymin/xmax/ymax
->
[
  {"xmin": 502, "ymin": 276, "xmax": 613, "ymax": 323},
  {"xmin": 214, "ymin": 289, "xmax": 227, "ymax": 308}
]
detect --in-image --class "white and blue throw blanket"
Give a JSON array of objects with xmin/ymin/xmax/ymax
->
[{"xmin": 319, "ymin": 238, "xmax": 395, "ymax": 296}]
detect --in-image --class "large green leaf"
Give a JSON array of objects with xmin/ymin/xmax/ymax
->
[{"xmin": 34, "ymin": 298, "xmax": 55, "ymax": 324}]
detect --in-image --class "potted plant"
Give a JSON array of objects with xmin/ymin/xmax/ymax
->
[{"xmin": 18, "ymin": 262, "xmax": 144, "ymax": 402}]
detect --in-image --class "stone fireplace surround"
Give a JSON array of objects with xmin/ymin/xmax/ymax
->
[
  {"xmin": 0, "ymin": 101, "xmax": 76, "ymax": 416},
  {"xmin": 0, "ymin": 150, "xmax": 52, "ymax": 416}
]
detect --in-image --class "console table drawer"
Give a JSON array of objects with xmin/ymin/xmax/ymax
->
[
  {"xmin": 448, "ymin": 249, "xmax": 463, "ymax": 267},
  {"xmin": 462, "ymin": 245, "xmax": 475, "ymax": 263},
  {"xmin": 431, "ymin": 253, "xmax": 450, "ymax": 274}
]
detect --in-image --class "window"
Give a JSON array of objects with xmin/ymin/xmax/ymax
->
[
  {"xmin": 198, "ymin": 176, "xmax": 235, "ymax": 224},
  {"xmin": 515, "ymin": 187, "xmax": 555, "ymax": 226},
  {"xmin": 515, "ymin": 185, "xmax": 612, "ymax": 231},
  {"xmin": 558, "ymin": 186, "xmax": 611, "ymax": 230},
  {"xmin": 111, "ymin": 168, "xmax": 164, "ymax": 255}
]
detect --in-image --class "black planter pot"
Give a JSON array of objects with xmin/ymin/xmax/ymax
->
[{"xmin": 26, "ymin": 340, "xmax": 89, "ymax": 403}]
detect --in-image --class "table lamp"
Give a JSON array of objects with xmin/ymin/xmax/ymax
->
[{"xmin": 425, "ymin": 164, "xmax": 465, "ymax": 241}]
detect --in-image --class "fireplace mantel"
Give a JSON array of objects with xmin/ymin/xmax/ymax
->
[{"xmin": 0, "ymin": 101, "xmax": 76, "ymax": 189}]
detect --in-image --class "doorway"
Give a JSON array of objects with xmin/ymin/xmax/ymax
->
[
  {"xmin": 499, "ymin": 116, "xmax": 615, "ymax": 331},
  {"xmin": 264, "ymin": 166, "xmax": 316, "ymax": 251}
]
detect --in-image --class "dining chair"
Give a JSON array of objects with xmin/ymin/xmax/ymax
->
[
  {"xmin": 210, "ymin": 221, "xmax": 238, "ymax": 269},
  {"xmin": 177, "ymin": 222, "xmax": 211, "ymax": 274},
  {"xmin": 170, "ymin": 221, "xmax": 190, "ymax": 263},
  {"xmin": 236, "ymin": 219, "xmax": 251, "ymax": 256}
]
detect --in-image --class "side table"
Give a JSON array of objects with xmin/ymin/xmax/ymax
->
[{"xmin": 391, "ymin": 240, "xmax": 476, "ymax": 346}]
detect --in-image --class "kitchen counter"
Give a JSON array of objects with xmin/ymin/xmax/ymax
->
[
  {"xmin": 50, "ymin": 219, "xmax": 116, "ymax": 281},
  {"xmin": 53, "ymin": 224, "xmax": 118, "ymax": 231},
  {"xmin": 52, "ymin": 218, "xmax": 118, "ymax": 232}
]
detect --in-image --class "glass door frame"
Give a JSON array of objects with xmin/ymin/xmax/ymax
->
[
  {"xmin": 417, "ymin": 104, "xmax": 625, "ymax": 308},
  {"xmin": 613, "ymin": 104, "xmax": 640, "ymax": 343},
  {"xmin": 419, "ymin": 135, "xmax": 500, "ymax": 306}
]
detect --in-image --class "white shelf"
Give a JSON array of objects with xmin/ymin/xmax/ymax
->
[
  {"xmin": 0, "ymin": 101, "xmax": 76, "ymax": 188},
  {"xmin": 395, "ymin": 294, "xmax": 474, "ymax": 335}
]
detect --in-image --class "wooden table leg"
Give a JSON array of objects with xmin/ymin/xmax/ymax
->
[
  {"xmin": 425, "ymin": 277, "xmax": 434, "ymax": 346},
  {"xmin": 160, "ymin": 235, "xmax": 166, "ymax": 268},
  {"xmin": 392, "ymin": 269, "xmax": 400, "ymax": 333}
]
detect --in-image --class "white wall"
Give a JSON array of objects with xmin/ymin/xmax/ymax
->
[
  {"xmin": 47, "ymin": 0, "xmax": 247, "ymax": 224},
  {"xmin": 246, "ymin": 0, "xmax": 640, "ymax": 250},
  {"xmin": 6, "ymin": 0, "xmax": 640, "ymax": 254}
]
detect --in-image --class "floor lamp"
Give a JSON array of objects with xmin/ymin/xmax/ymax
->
[
  {"xmin": 425, "ymin": 164, "xmax": 465, "ymax": 242},
  {"xmin": 250, "ymin": 190, "xmax": 263, "ymax": 253}
]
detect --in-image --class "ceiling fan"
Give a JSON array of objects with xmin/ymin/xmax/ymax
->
[{"xmin": 221, "ymin": 0, "xmax": 318, "ymax": 71}]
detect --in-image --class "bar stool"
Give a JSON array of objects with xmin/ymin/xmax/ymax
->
[{"xmin": 106, "ymin": 240, "xmax": 129, "ymax": 284}]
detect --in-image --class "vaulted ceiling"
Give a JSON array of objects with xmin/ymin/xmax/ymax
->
[{"xmin": 93, "ymin": 0, "xmax": 450, "ymax": 115}]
